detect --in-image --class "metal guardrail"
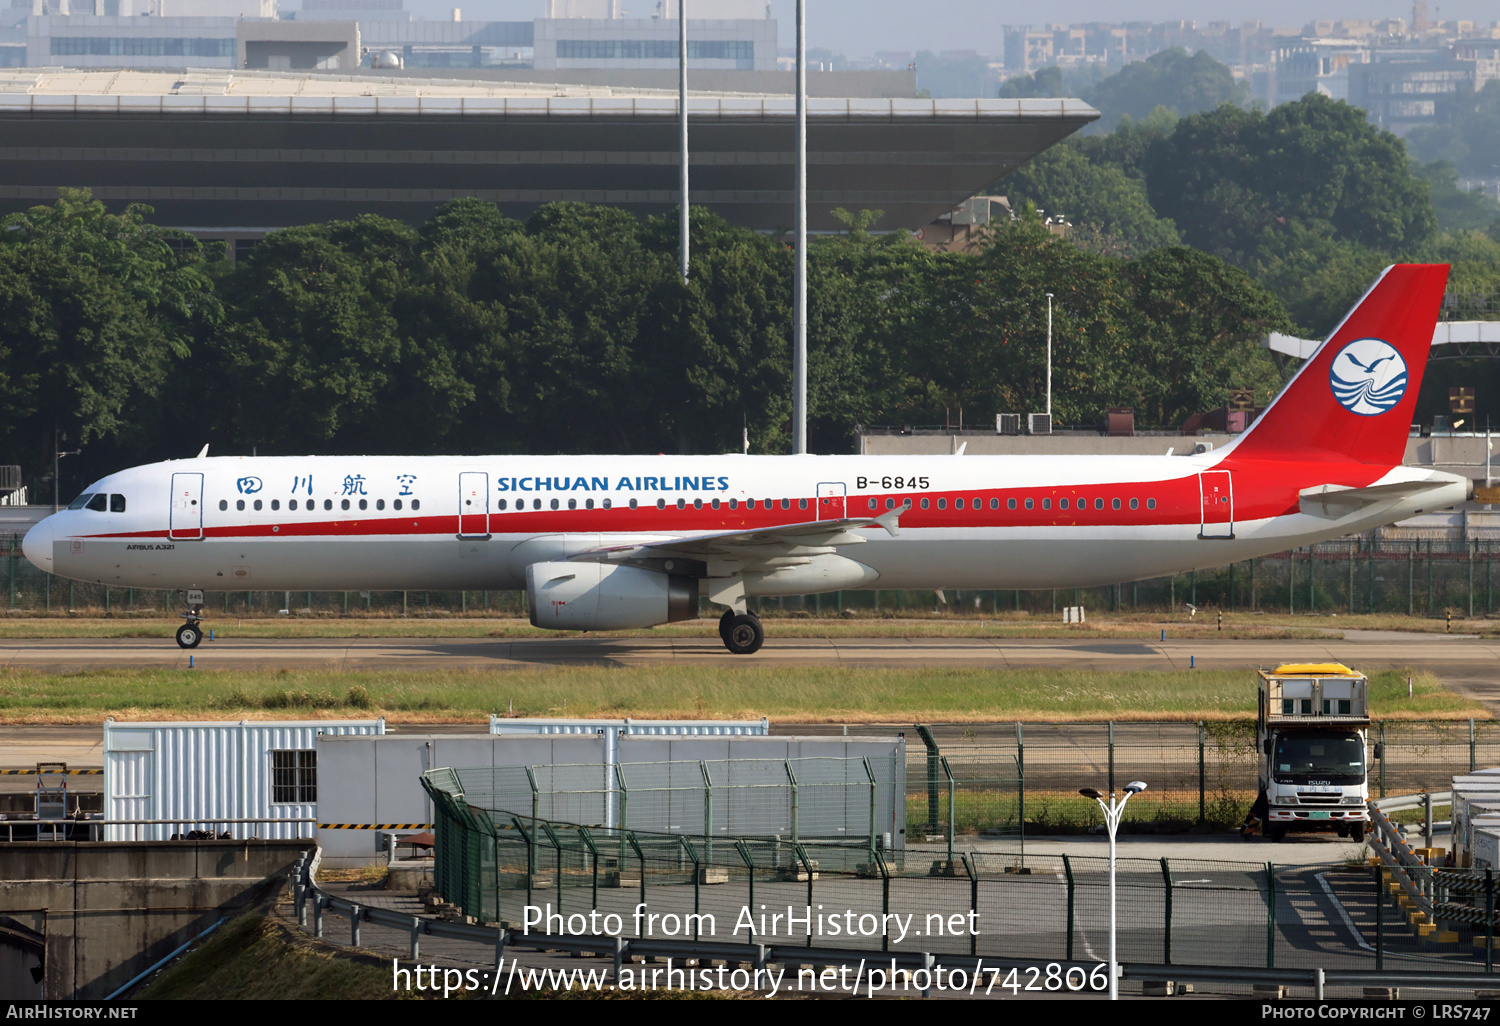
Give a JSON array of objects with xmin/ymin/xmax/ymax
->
[
  {"xmin": 289, "ymin": 842, "xmax": 1500, "ymax": 997},
  {"xmin": 1, "ymin": 816, "xmax": 316, "ymax": 843}
]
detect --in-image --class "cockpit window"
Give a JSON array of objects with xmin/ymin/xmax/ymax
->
[
  {"xmin": 68, "ymin": 493, "xmax": 95, "ymax": 510},
  {"xmin": 110, "ymin": 494, "xmax": 126, "ymax": 513},
  {"xmin": 85, "ymin": 494, "xmax": 108, "ymax": 512}
]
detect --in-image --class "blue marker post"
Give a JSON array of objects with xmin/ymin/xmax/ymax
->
[
  {"xmin": 1190, "ymin": 655, "xmax": 1195, "ymax": 669},
  {"xmin": 189, "ymin": 655, "xmax": 194, "ymax": 669},
  {"xmin": 1161, "ymin": 629, "xmax": 1166, "ymax": 641}
]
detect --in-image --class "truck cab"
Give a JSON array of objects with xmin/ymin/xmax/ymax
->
[{"xmin": 1257, "ymin": 663, "xmax": 1372, "ymax": 842}]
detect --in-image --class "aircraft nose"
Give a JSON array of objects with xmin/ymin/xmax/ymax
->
[{"xmin": 21, "ymin": 517, "xmax": 53, "ymax": 572}]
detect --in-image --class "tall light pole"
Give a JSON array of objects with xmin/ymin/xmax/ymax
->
[
  {"xmin": 792, "ymin": 0, "xmax": 807, "ymax": 454},
  {"xmin": 1045, "ymin": 292, "xmax": 1054, "ymax": 419},
  {"xmin": 53, "ymin": 429, "xmax": 79, "ymax": 513},
  {"xmin": 1079, "ymin": 780, "xmax": 1148, "ymax": 1000},
  {"xmin": 678, "ymin": 0, "xmax": 689, "ymax": 282}
]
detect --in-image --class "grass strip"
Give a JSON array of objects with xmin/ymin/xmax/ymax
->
[{"xmin": 0, "ymin": 665, "xmax": 1480, "ymax": 724}]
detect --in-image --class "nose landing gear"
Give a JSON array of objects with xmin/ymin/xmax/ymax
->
[
  {"xmin": 176, "ymin": 589, "xmax": 206, "ymax": 649},
  {"xmin": 176, "ymin": 621, "xmax": 203, "ymax": 649}
]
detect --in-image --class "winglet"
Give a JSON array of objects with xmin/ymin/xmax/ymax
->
[{"xmin": 872, "ymin": 507, "xmax": 903, "ymax": 537}]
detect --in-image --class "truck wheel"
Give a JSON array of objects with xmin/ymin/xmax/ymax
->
[
  {"xmin": 1350, "ymin": 824, "xmax": 1365, "ymax": 843},
  {"xmin": 1269, "ymin": 824, "xmax": 1287, "ymax": 843},
  {"xmin": 1336, "ymin": 825, "xmax": 1350, "ymax": 838}
]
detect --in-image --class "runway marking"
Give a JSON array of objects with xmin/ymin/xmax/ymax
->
[{"xmin": 1315, "ymin": 871, "xmax": 1376, "ymax": 952}]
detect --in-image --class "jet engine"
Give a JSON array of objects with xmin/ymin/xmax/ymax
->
[{"xmin": 525, "ymin": 562, "xmax": 700, "ymax": 630}]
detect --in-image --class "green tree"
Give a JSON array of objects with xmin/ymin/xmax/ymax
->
[
  {"xmin": 998, "ymin": 66, "xmax": 1063, "ymax": 99},
  {"xmin": 1412, "ymin": 159, "xmax": 1500, "ymax": 232},
  {"xmin": 0, "ymin": 188, "xmax": 218, "ymax": 481},
  {"xmin": 1001, "ymin": 143, "xmax": 1182, "ymax": 257},
  {"xmin": 1082, "ymin": 48, "xmax": 1250, "ymax": 132},
  {"xmin": 1146, "ymin": 94, "xmax": 1437, "ymax": 267}
]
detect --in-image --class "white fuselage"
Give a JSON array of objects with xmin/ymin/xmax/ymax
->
[{"xmin": 23, "ymin": 451, "xmax": 1470, "ymax": 595}]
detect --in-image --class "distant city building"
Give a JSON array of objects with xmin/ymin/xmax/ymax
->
[{"xmin": 1350, "ymin": 56, "xmax": 1500, "ymax": 133}]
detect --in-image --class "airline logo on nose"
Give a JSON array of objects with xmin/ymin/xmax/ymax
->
[{"xmin": 1330, "ymin": 338, "xmax": 1408, "ymax": 416}]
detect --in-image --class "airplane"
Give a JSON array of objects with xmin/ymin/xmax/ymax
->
[{"xmin": 21, "ymin": 263, "xmax": 1471, "ymax": 655}]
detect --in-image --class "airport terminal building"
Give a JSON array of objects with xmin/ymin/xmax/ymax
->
[{"xmin": 0, "ymin": 66, "xmax": 1097, "ymax": 244}]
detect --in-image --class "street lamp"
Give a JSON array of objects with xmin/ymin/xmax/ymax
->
[{"xmin": 1079, "ymin": 780, "xmax": 1148, "ymax": 1000}]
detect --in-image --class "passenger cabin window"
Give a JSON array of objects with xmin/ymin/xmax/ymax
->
[
  {"xmin": 324, "ymin": 499, "xmax": 333, "ymax": 511},
  {"xmin": 236, "ymin": 499, "xmax": 245, "ymax": 512},
  {"xmin": 289, "ymin": 499, "xmax": 298, "ymax": 511},
  {"xmin": 68, "ymin": 493, "xmax": 95, "ymax": 510},
  {"xmin": 270, "ymin": 499, "xmax": 279, "ymax": 511},
  {"xmin": 377, "ymin": 499, "xmax": 386, "ymax": 510},
  {"xmin": 359, "ymin": 499, "xmax": 367, "ymax": 511},
  {"xmin": 110, "ymin": 494, "xmax": 126, "ymax": 513},
  {"xmin": 496, "ymin": 499, "xmax": 505, "ymax": 511},
  {"xmin": 393, "ymin": 500, "xmax": 402, "ymax": 510},
  {"xmin": 219, "ymin": 500, "xmax": 228, "ymax": 511},
  {"xmin": 254, "ymin": 499, "xmax": 263, "ymax": 511},
  {"xmin": 85, "ymin": 493, "xmax": 107, "ymax": 512},
  {"xmin": 412, "ymin": 500, "xmax": 420, "ymax": 511}
]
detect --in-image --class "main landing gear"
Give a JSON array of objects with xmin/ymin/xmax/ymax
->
[
  {"xmin": 718, "ymin": 608, "xmax": 764, "ymax": 655},
  {"xmin": 176, "ymin": 589, "xmax": 206, "ymax": 649}
]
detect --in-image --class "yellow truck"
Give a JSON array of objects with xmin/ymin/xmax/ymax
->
[{"xmin": 1255, "ymin": 663, "xmax": 1374, "ymax": 843}]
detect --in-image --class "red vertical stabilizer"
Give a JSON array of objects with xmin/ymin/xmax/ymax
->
[{"xmin": 1229, "ymin": 264, "xmax": 1449, "ymax": 465}]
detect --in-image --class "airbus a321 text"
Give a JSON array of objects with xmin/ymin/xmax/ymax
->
[{"xmin": 22, "ymin": 264, "xmax": 1470, "ymax": 654}]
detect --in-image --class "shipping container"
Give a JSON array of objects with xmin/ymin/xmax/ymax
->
[
  {"xmin": 1475, "ymin": 827, "xmax": 1500, "ymax": 870},
  {"xmin": 103, "ymin": 717, "xmax": 385, "ymax": 841},
  {"xmin": 316, "ymin": 730, "xmax": 904, "ymax": 866}
]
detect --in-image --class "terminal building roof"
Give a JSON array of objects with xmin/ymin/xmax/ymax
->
[{"xmin": 0, "ymin": 67, "xmax": 1099, "ymax": 233}]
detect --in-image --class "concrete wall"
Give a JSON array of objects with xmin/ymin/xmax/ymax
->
[
  {"xmin": 236, "ymin": 18, "xmax": 358, "ymax": 69},
  {"xmin": 0, "ymin": 839, "xmax": 305, "ymax": 998}
]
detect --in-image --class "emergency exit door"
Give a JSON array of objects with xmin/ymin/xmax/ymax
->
[
  {"xmin": 1199, "ymin": 470, "xmax": 1234, "ymax": 539},
  {"xmin": 458, "ymin": 473, "xmax": 490, "ymax": 539}
]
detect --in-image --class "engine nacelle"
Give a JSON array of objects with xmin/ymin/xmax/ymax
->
[{"xmin": 526, "ymin": 562, "xmax": 700, "ymax": 630}]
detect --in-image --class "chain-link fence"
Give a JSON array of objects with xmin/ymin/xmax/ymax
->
[
  {"xmin": 899, "ymin": 719, "xmax": 1498, "ymax": 843},
  {"xmin": 419, "ymin": 766, "xmax": 1500, "ymax": 973},
  {"xmin": 8, "ymin": 531, "xmax": 1500, "ymax": 617}
]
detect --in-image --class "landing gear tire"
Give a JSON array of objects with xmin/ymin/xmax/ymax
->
[
  {"xmin": 722, "ymin": 613, "xmax": 764, "ymax": 655},
  {"xmin": 176, "ymin": 622, "xmax": 203, "ymax": 649},
  {"xmin": 718, "ymin": 609, "xmax": 736, "ymax": 643}
]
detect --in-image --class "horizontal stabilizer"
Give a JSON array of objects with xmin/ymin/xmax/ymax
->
[{"xmin": 1299, "ymin": 480, "xmax": 1454, "ymax": 520}]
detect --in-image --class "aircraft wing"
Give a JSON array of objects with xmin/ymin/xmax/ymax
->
[
  {"xmin": 1298, "ymin": 480, "xmax": 1459, "ymax": 520},
  {"xmin": 569, "ymin": 508, "xmax": 902, "ymax": 574}
]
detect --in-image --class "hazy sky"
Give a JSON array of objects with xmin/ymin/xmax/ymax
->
[{"xmin": 425, "ymin": 2, "xmax": 1497, "ymax": 56}]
